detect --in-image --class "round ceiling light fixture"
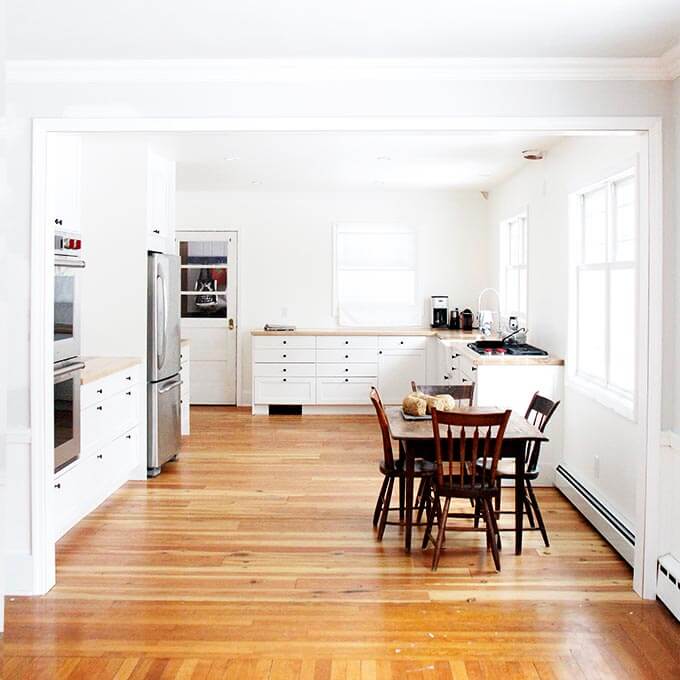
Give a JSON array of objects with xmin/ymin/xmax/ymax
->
[{"xmin": 522, "ymin": 149, "xmax": 544, "ymax": 161}]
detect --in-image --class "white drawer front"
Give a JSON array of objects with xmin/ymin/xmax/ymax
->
[
  {"xmin": 253, "ymin": 377, "xmax": 316, "ymax": 404},
  {"xmin": 81, "ymin": 364, "xmax": 141, "ymax": 408},
  {"xmin": 253, "ymin": 348, "xmax": 316, "ymax": 363},
  {"xmin": 252, "ymin": 335, "xmax": 316, "ymax": 350},
  {"xmin": 316, "ymin": 363, "xmax": 378, "ymax": 378},
  {"xmin": 53, "ymin": 454, "xmax": 98, "ymax": 539},
  {"xmin": 82, "ymin": 384, "xmax": 140, "ymax": 453},
  {"xmin": 316, "ymin": 377, "xmax": 374, "ymax": 404},
  {"xmin": 378, "ymin": 336, "xmax": 428, "ymax": 350},
  {"xmin": 316, "ymin": 348, "xmax": 377, "ymax": 363},
  {"xmin": 253, "ymin": 362, "xmax": 316, "ymax": 377},
  {"xmin": 316, "ymin": 336, "xmax": 378, "ymax": 349}
]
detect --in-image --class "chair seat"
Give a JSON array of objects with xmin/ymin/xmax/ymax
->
[
  {"xmin": 380, "ymin": 458, "xmax": 435, "ymax": 478},
  {"xmin": 476, "ymin": 458, "xmax": 540, "ymax": 480}
]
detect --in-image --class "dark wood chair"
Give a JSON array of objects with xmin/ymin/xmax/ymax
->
[
  {"xmin": 423, "ymin": 408, "xmax": 511, "ymax": 571},
  {"xmin": 370, "ymin": 387, "xmax": 436, "ymax": 541},
  {"xmin": 483, "ymin": 392, "xmax": 560, "ymax": 547},
  {"xmin": 410, "ymin": 381, "xmax": 475, "ymax": 406}
]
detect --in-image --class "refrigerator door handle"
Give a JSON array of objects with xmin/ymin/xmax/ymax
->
[
  {"xmin": 156, "ymin": 273, "xmax": 167, "ymax": 371},
  {"xmin": 159, "ymin": 377, "xmax": 182, "ymax": 394}
]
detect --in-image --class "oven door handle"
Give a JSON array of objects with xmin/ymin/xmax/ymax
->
[
  {"xmin": 54, "ymin": 360, "xmax": 85, "ymax": 378},
  {"xmin": 55, "ymin": 256, "xmax": 86, "ymax": 269}
]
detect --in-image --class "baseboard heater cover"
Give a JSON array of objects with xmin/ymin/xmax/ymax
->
[
  {"xmin": 555, "ymin": 465, "xmax": 635, "ymax": 565},
  {"xmin": 658, "ymin": 554, "xmax": 680, "ymax": 621}
]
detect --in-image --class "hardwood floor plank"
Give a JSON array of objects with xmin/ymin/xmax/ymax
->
[{"xmin": 4, "ymin": 407, "xmax": 679, "ymax": 677}]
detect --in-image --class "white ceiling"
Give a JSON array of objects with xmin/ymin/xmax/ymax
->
[
  {"xmin": 146, "ymin": 132, "xmax": 571, "ymax": 192},
  {"xmin": 7, "ymin": 1, "xmax": 680, "ymax": 59}
]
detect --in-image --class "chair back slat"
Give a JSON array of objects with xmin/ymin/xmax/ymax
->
[
  {"xmin": 523, "ymin": 391, "xmax": 560, "ymax": 473},
  {"xmin": 431, "ymin": 408, "xmax": 511, "ymax": 492},
  {"xmin": 411, "ymin": 382, "xmax": 474, "ymax": 407},
  {"xmin": 369, "ymin": 387, "xmax": 394, "ymax": 469}
]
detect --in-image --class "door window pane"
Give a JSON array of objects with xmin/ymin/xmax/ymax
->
[
  {"xmin": 181, "ymin": 267, "xmax": 228, "ymax": 293},
  {"xmin": 577, "ymin": 268, "xmax": 606, "ymax": 381},
  {"xmin": 181, "ymin": 293, "xmax": 227, "ymax": 319},
  {"xmin": 609, "ymin": 268, "xmax": 635, "ymax": 394},
  {"xmin": 179, "ymin": 240, "xmax": 228, "ymax": 266},
  {"xmin": 614, "ymin": 178, "xmax": 636, "ymax": 262}
]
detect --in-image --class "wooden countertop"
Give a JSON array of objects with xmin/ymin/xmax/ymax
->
[
  {"xmin": 81, "ymin": 357, "xmax": 143, "ymax": 385},
  {"xmin": 250, "ymin": 328, "xmax": 564, "ymax": 366},
  {"xmin": 251, "ymin": 327, "xmax": 483, "ymax": 339}
]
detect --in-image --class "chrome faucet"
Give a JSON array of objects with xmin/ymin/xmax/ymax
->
[{"xmin": 477, "ymin": 287, "xmax": 502, "ymax": 337}]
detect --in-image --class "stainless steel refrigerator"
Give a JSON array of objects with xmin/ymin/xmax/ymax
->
[{"xmin": 147, "ymin": 252, "xmax": 182, "ymax": 477}]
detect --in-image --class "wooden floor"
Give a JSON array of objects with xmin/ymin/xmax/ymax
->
[{"xmin": 3, "ymin": 407, "xmax": 680, "ymax": 679}]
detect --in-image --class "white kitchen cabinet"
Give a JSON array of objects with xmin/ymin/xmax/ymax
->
[
  {"xmin": 377, "ymin": 348, "xmax": 427, "ymax": 404},
  {"xmin": 253, "ymin": 376, "xmax": 316, "ymax": 405},
  {"xmin": 316, "ymin": 377, "xmax": 375, "ymax": 404},
  {"xmin": 46, "ymin": 134, "xmax": 82, "ymax": 234},
  {"xmin": 180, "ymin": 343, "xmax": 191, "ymax": 435},
  {"xmin": 54, "ymin": 364, "xmax": 142, "ymax": 540},
  {"xmin": 147, "ymin": 150, "xmax": 176, "ymax": 254}
]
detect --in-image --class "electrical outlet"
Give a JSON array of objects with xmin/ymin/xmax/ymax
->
[{"xmin": 594, "ymin": 455, "xmax": 600, "ymax": 479}]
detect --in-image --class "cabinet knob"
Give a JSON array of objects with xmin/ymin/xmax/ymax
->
[
  {"xmin": 283, "ymin": 340, "xmax": 287, "ymax": 345},
  {"xmin": 126, "ymin": 376, "xmax": 132, "ymax": 381},
  {"xmin": 344, "ymin": 368, "xmax": 349, "ymax": 372},
  {"xmin": 126, "ymin": 391, "xmax": 132, "ymax": 396},
  {"xmin": 471, "ymin": 366, "xmax": 477, "ymax": 372},
  {"xmin": 97, "ymin": 454, "xmax": 103, "ymax": 459},
  {"xmin": 282, "ymin": 354, "xmax": 287, "ymax": 358},
  {"xmin": 400, "ymin": 340, "xmax": 404, "ymax": 345},
  {"xmin": 55, "ymin": 218, "xmax": 63, "ymax": 225},
  {"xmin": 126, "ymin": 434, "xmax": 132, "ymax": 439},
  {"xmin": 97, "ymin": 405, "xmax": 103, "ymax": 411},
  {"xmin": 97, "ymin": 388, "xmax": 103, "ymax": 394},
  {"xmin": 344, "ymin": 378, "xmax": 349, "ymax": 382},
  {"xmin": 462, "ymin": 377, "xmax": 468, "ymax": 382},
  {"xmin": 378, "ymin": 350, "xmax": 382, "ymax": 355},
  {"xmin": 344, "ymin": 354, "xmax": 349, "ymax": 359},
  {"xmin": 344, "ymin": 340, "xmax": 349, "ymax": 345},
  {"xmin": 54, "ymin": 483, "xmax": 61, "ymax": 489},
  {"xmin": 282, "ymin": 368, "xmax": 287, "ymax": 372},
  {"xmin": 153, "ymin": 228, "xmax": 160, "ymax": 234},
  {"xmin": 443, "ymin": 375, "xmax": 449, "ymax": 380},
  {"xmin": 282, "ymin": 378, "xmax": 287, "ymax": 382}
]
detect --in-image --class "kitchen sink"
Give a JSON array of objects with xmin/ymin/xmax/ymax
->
[{"xmin": 467, "ymin": 342, "xmax": 548, "ymax": 356}]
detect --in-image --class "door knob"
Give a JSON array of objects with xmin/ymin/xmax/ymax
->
[{"xmin": 228, "ymin": 318, "xmax": 235, "ymax": 330}]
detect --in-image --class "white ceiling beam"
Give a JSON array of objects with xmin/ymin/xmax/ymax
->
[{"xmin": 6, "ymin": 56, "xmax": 680, "ymax": 84}]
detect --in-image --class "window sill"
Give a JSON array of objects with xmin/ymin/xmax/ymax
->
[{"xmin": 566, "ymin": 375, "xmax": 636, "ymax": 422}]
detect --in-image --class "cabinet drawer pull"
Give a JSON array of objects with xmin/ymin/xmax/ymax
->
[
  {"xmin": 282, "ymin": 354, "xmax": 287, "ymax": 358},
  {"xmin": 400, "ymin": 340, "xmax": 404, "ymax": 345},
  {"xmin": 344, "ymin": 378, "xmax": 349, "ymax": 382},
  {"xmin": 97, "ymin": 454, "xmax": 103, "ymax": 459},
  {"xmin": 97, "ymin": 405, "xmax": 103, "ymax": 411},
  {"xmin": 378, "ymin": 350, "xmax": 382, "ymax": 355},
  {"xmin": 471, "ymin": 366, "xmax": 477, "ymax": 372},
  {"xmin": 54, "ymin": 482, "xmax": 61, "ymax": 489},
  {"xmin": 153, "ymin": 228, "xmax": 160, "ymax": 234},
  {"xmin": 344, "ymin": 340, "xmax": 349, "ymax": 345},
  {"xmin": 443, "ymin": 375, "xmax": 449, "ymax": 380},
  {"xmin": 282, "ymin": 368, "xmax": 287, "ymax": 372},
  {"xmin": 283, "ymin": 340, "xmax": 287, "ymax": 344},
  {"xmin": 126, "ymin": 376, "xmax": 132, "ymax": 381},
  {"xmin": 126, "ymin": 391, "xmax": 132, "ymax": 396},
  {"xmin": 97, "ymin": 388, "xmax": 103, "ymax": 394},
  {"xmin": 126, "ymin": 434, "xmax": 132, "ymax": 439},
  {"xmin": 344, "ymin": 354, "xmax": 349, "ymax": 359},
  {"xmin": 344, "ymin": 368, "xmax": 349, "ymax": 372},
  {"xmin": 282, "ymin": 378, "xmax": 287, "ymax": 382}
]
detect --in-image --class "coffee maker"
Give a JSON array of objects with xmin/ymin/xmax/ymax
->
[{"xmin": 431, "ymin": 296, "xmax": 449, "ymax": 328}]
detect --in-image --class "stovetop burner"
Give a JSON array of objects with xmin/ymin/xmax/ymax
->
[{"xmin": 467, "ymin": 342, "xmax": 548, "ymax": 356}]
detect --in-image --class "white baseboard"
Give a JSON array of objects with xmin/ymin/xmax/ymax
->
[
  {"xmin": 555, "ymin": 465, "xmax": 635, "ymax": 565},
  {"xmin": 4, "ymin": 553, "xmax": 35, "ymax": 596}
]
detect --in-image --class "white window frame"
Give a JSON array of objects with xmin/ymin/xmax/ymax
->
[
  {"xmin": 568, "ymin": 168, "xmax": 638, "ymax": 420},
  {"xmin": 332, "ymin": 222, "xmax": 420, "ymax": 327},
  {"xmin": 499, "ymin": 210, "xmax": 528, "ymax": 323}
]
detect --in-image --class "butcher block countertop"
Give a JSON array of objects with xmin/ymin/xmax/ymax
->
[
  {"xmin": 80, "ymin": 357, "xmax": 143, "ymax": 385},
  {"xmin": 251, "ymin": 328, "xmax": 564, "ymax": 366},
  {"xmin": 251, "ymin": 327, "xmax": 484, "ymax": 339}
]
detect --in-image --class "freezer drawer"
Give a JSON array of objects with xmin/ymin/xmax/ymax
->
[{"xmin": 148, "ymin": 374, "xmax": 182, "ymax": 474}]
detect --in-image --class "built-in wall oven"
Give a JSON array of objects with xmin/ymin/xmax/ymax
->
[{"xmin": 54, "ymin": 231, "xmax": 85, "ymax": 472}]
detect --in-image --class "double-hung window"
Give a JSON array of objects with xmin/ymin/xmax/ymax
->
[
  {"xmin": 569, "ymin": 170, "xmax": 637, "ymax": 417},
  {"xmin": 333, "ymin": 223, "xmax": 419, "ymax": 327},
  {"xmin": 499, "ymin": 212, "xmax": 528, "ymax": 321}
]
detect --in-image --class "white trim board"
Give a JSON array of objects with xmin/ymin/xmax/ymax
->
[
  {"xmin": 28, "ymin": 116, "xmax": 664, "ymax": 605},
  {"xmin": 6, "ymin": 56, "xmax": 680, "ymax": 84}
]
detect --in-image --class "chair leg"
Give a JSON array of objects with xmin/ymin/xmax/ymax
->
[
  {"xmin": 398, "ymin": 476, "xmax": 405, "ymax": 521},
  {"xmin": 431, "ymin": 497, "xmax": 451, "ymax": 571},
  {"xmin": 415, "ymin": 477, "xmax": 424, "ymax": 508},
  {"xmin": 416, "ymin": 477, "xmax": 430, "ymax": 524},
  {"xmin": 494, "ymin": 479, "xmax": 501, "ymax": 514},
  {"xmin": 523, "ymin": 495, "xmax": 536, "ymax": 528},
  {"xmin": 473, "ymin": 498, "xmax": 482, "ymax": 528},
  {"xmin": 377, "ymin": 477, "xmax": 394, "ymax": 542},
  {"xmin": 482, "ymin": 498, "xmax": 501, "ymax": 571},
  {"xmin": 526, "ymin": 480, "xmax": 550, "ymax": 547},
  {"xmin": 422, "ymin": 491, "xmax": 437, "ymax": 550},
  {"xmin": 373, "ymin": 476, "xmax": 389, "ymax": 527}
]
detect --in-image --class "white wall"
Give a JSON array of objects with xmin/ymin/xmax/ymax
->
[
  {"xmin": 176, "ymin": 189, "xmax": 490, "ymax": 404},
  {"xmin": 488, "ymin": 135, "xmax": 644, "ymax": 528}
]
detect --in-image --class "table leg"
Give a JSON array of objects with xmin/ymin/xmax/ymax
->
[
  {"xmin": 404, "ymin": 442, "xmax": 415, "ymax": 553},
  {"xmin": 515, "ymin": 446, "xmax": 525, "ymax": 555}
]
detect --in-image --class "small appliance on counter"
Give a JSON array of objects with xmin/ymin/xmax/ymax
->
[
  {"xmin": 431, "ymin": 296, "xmax": 449, "ymax": 328},
  {"xmin": 461, "ymin": 308, "xmax": 474, "ymax": 331},
  {"xmin": 448, "ymin": 307, "xmax": 460, "ymax": 330},
  {"xmin": 264, "ymin": 324, "xmax": 297, "ymax": 332}
]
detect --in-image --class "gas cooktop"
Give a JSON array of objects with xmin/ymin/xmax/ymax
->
[{"xmin": 467, "ymin": 342, "xmax": 548, "ymax": 357}]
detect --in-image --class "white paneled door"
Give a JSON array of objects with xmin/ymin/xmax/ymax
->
[{"xmin": 177, "ymin": 230, "xmax": 238, "ymax": 405}]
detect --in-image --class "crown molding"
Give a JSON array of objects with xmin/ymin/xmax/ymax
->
[
  {"xmin": 660, "ymin": 41, "xmax": 680, "ymax": 80},
  {"xmin": 5, "ymin": 56, "xmax": 678, "ymax": 84}
]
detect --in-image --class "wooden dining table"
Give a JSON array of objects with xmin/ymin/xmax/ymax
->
[{"xmin": 385, "ymin": 406, "xmax": 548, "ymax": 554}]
